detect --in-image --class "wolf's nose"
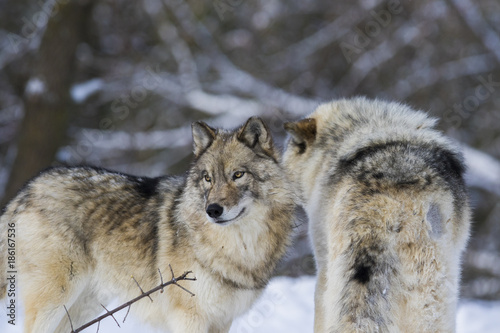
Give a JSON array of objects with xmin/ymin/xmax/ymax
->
[{"xmin": 206, "ymin": 204, "xmax": 223, "ymax": 218}]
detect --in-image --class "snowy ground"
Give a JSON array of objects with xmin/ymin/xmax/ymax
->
[{"xmin": 2, "ymin": 276, "xmax": 500, "ymax": 332}]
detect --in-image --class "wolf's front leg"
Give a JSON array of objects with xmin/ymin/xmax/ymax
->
[{"xmin": 314, "ymin": 266, "xmax": 327, "ymax": 332}]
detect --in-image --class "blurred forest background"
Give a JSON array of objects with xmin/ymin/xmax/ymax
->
[{"xmin": 0, "ymin": 0, "xmax": 499, "ymax": 300}]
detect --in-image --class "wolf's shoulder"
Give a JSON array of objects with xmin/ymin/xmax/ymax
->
[
  {"xmin": 337, "ymin": 139, "xmax": 465, "ymax": 181},
  {"xmin": 318, "ymin": 99, "xmax": 467, "ymax": 196}
]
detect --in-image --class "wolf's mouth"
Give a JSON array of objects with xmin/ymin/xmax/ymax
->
[{"xmin": 215, "ymin": 208, "xmax": 246, "ymax": 225}]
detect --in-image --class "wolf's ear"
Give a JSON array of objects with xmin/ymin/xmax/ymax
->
[
  {"xmin": 192, "ymin": 121, "xmax": 217, "ymax": 157},
  {"xmin": 283, "ymin": 118, "xmax": 317, "ymax": 154},
  {"xmin": 238, "ymin": 117, "xmax": 275, "ymax": 158}
]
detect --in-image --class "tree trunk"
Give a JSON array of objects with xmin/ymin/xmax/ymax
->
[{"xmin": 1, "ymin": 1, "xmax": 94, "ymax": 207}]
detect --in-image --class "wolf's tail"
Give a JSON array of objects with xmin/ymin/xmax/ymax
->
[{"xmin": 336, "ymin": 232, "xmax": 397, "ymax": 332}]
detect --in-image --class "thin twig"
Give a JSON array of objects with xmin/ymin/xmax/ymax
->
[
  {"xmin": 122, "ymin": 305, "xmax": 131, "ymax": 324},
  {"xmin": 100, "ymin": 304, "xmax": 120, "ymax": 328},
  {"xmin": 169, "ymin": 263, "xmax": 196, "ymax": 296},
  {"xmin": 158, "ymin": 268, "xmax": 164, "ymax": 293},
  {"xmin": 132, "ymin": 275, "xmax": 153, "ymax": 302},
  {"xmin": 69, "ymin": 269, "xmax": 196, "ymax": 333},
  {"xmin": 64, "ymin": 305, "xmax": 75, "ymax": 332},
  {"xmin": 172, "ymin": 282, "xmax": 196, "ymax": 297},
  {"xmin": 169, "ymin": 264, "xmax": 175, "ymax": 280}
]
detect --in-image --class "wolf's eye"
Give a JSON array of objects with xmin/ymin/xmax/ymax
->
[
  {"xmin": 233, "ymin": 171, "xmax": 245, "ymax": 180},
  {"xmin": 204, "ymin": 174, "xmax": 212, "ymax": 182}
]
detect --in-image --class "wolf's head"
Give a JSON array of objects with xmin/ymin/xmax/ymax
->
[
  {"xmin": 183, "ymin": 117, "xmax": 284, "ymax": 226},
  {"xmin": 282, "ymin": 116, "xmax": 319, "ymax": 206},
  {"xmin": 283, "ymin": 97, "xmax": 443, "ymax": 205}
]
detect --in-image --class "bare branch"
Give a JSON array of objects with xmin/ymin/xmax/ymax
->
[
  {"xmin": 159, "ymin": 0, "xmax": 319, "ymax": 115},
  {"xmin": 450, "ymin": 0, "xmax": 500, "ymax": 64},
  {"xmin": 384, "ymin": 53, "xmax": 497, "ymax": 99},
  {"xmin": 100, "ymin": 304, "xmax": 120, "ymax": 328},
  {"xmin": 215, "ymin": 63, "xmax": 320, "ymax": 117},
  {"xmin": 336, "ymin": 21, "xmax": 424, "ymax": 95},
  {"xmin": 143, "ymin": 4, "xmax": 271, "ymax": 119},
  {"xmin": 462, "ymin": 145, "xmax": 500, "ymax": 196},
  {"xmin": 131, "ymin": 275, "xmax": 153, "ymax": 302},
  {"xmin": 122, "ymin": 306, "xmax": 131, "ymax": 324},
  {"xmin": 169, "ymin": 264, "xmax": 196, "ymax": 297},
  {"xmin": 169, "ymin": 264, "xmax": 175, "ymax": 278},
  {"xmin": 69, "ymin": 269, "xmax": 196, "ymax": 333},
  {"xmin": 269, "ymin": 0, "xmax": 383, "ymax": 64},
  {"xmin": 158, "ymin": 268, "xmax": 164, "ymax": 293},
  {"xmin": 64, "ymin": 305, "xmax": 75, "ymax": 333},
  {"xmin": 66, "ymin": 114, "xmax": 500, "ymax": 200}
]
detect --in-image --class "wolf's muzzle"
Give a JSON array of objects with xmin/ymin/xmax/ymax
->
[{"xmin": 206, "ymin": 203, "xmax": 223, "ymax": 218}]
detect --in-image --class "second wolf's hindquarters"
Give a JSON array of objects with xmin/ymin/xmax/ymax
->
[{"xmin": 283, "ymin": 97, "xmax": 470, "ymax": 333}]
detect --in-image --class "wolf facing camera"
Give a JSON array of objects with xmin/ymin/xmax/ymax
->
[{"xmin": 0, "ymin": 117, "xmax": 296, "ymax": 333}]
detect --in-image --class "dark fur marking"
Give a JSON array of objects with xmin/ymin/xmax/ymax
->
[
  {"xmin": 360, "ymin": 188, "xmax": 381, "ymax": 196},
  {"xmin": 335, "ymin": 141, "xmax": 466, "ymax": 203},
  {"xmin": 105, "ymin": 199, "xmax": 132, "ymax": 234},
  {"xmin": 132, "ymin": 176, "xmax": 160, "ymax": 199},
  {"xmin": 295, "ymin": 141, "xmax": 307, "ymax": 154},
  {"xmin": 142, "ymin": 200, "xmax": 161, "ymax": 265},
  {"xmin": 347, "ymin": 237, "xmax": 386, "ymax": 286},
  {"xmin": 427, "ymin": 147, "xmax": 466, "ymax": 184},
  {"xmin": 353, "ymin": 262, "xmax": 372, "ymax": 284},
  {"xmin": 74, "ymin": 165, "xmax": 163, "ymax": 200},
  {"xmin": 396, "ymin": 179, "xmax": 419, "ymax": 186},
  {"xmin": 338, "ymin": 141, "xmax": 465, "ymax": 177},
  {"xmin": 169, "ymin": 181, "xmax": 187, "ymax": 248},
  {"xmin": 238, "ymin": 119, "xmax": 264, "ymax": 149},
  {"xmin": 250, "ymin": 133, "xmax": 259, "ymax": 148},
  {"xmin": 350, "ymin": 248, "xmax": 378, "ymax": 285}
]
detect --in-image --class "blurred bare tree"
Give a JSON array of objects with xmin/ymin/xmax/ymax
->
[
  {"xmin": 1, "ymin": 0, "xmax": 94, "ymax": 206},
  {"xmin": 0, "ymin": 0, "xmax": 499, "ymax": 299}
]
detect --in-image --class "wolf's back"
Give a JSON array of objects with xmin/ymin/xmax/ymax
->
[{"xmin": 329, "ymin": 136, "xmax": 469, "ymax": 332}]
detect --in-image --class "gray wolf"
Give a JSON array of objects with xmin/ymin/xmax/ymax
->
[
  {"xmin": 0, "ymin": 117, "xmax": 296, "ymax": 333},
  {"xmin": 283, "ymin": 97, "xmax": 471, "ymax": 332}
]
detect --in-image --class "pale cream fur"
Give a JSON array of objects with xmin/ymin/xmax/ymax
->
[
  {"xmin": 283, "ymin": 97, "xmax": 471, "ymax": 332},
  {"xmin": 0, "ymin": 117, "xmax": 296, "ymax": 333}
]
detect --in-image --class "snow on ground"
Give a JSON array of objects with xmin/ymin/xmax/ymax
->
[{"xmin": 2, "ymin": 276, "xmax": 500, "ymax": 332}]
